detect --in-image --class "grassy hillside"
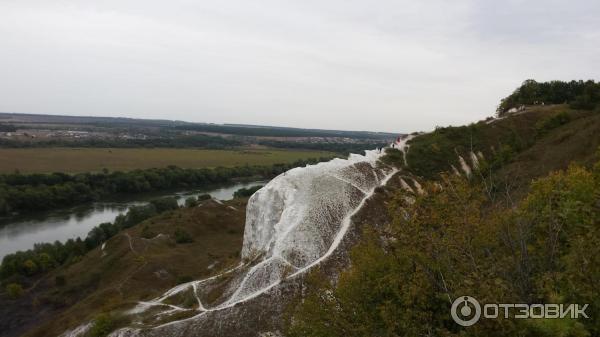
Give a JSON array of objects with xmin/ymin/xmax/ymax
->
[
  {"xmin": 0, "ymin": 198, "xmax": 247, "ymax": 337},
  {"xmin": 393, "ymin": 105, "xmax": 600, "ymax": 189}
]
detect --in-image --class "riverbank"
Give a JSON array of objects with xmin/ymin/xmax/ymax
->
[
  {"xmin": 0, "ymin": 198, "xmax": 248, "ymax": 337},
  {"xmin": 0, "ymin": 180, "xmax": 265, "ymax": 259},
  {"xmin": 0, "ymin": 157, "xmax": 332, "ymax": 217}
]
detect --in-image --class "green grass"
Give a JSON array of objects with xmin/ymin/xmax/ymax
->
[{"xmin": 0, "ymin": 148, "xmax": 333, "ymax": 173}]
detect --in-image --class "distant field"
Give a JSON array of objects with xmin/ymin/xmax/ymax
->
[{"xmin": 0, "ymin": 148, "xmax": 333, "ymax": 173}]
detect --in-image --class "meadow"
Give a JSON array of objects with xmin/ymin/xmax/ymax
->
[{"xmin": 0, "ymin": 147, "xmax": 333, "ymax": 173}]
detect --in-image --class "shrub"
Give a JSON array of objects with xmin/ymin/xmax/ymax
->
[
  {"xmin": 6, "ymin": 283, "xmax": 24, "ymax": 299},
  {"xmin": 174, "ymin": 228, "xmax": 193, "ymax": 244},
  {"xmin": 197, "ymin": 193, "xmax": 211, "ymax": 201},
  {"xmin": 149, "ymin": 197, "xmax": 179, "ymax": 213},
  {"xmin": 233, "ymin": 185, "xmax": 263, "ymax": 198},
  {"xmin": 535, "ymin": 111, "xmax": 571, "ymax": 136},
  {"xmin": 140, "ymin": 225, "xmax": 156, "ymax": 239},
  {"xmin": 380, "ymin": 148, "xmax": 405, "ymax": 167},
  {"xmin": 88, "ymin": 314, "xmax": 115, "ymax": 337},
  {"xmin": 184, "ymin": 197, "xmax": 198, "ymax": 208}
]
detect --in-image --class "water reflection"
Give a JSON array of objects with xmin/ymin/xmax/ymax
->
[{"xmin": 0, "ymin": 181, "xmax": 265, "ymax": 259}]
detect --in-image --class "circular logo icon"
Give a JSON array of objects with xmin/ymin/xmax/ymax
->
[{"xmin": 451, "ymin": 296, "xmax": 481, "ymax": 326}]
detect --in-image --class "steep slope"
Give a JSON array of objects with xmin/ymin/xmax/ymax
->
[
  {"xmin": 7, "ymin": 199, "xmax": 247, "ymax": 337},
  {"xmin": 58, "ymin": 147, "xmax": 406, "ymax": 337},
  {"xmin": 399, "ymin": 105, "xmax": 600, "ymax": 197}
]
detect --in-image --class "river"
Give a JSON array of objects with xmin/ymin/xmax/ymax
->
[{"xmin": 0, "ymin": 180, "xmax": 265, "ymax": 260}]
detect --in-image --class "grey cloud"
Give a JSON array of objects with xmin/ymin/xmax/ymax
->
[{"xmin": 0, "ymin": 0, "xmax": 598, "ymax": 133}]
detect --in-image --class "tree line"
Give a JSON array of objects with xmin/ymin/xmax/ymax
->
[
  {"xmin": 0, "ymin": 134, "xmax": 241, "ymax": 148},
  {"xmin": 0, "ymin": 158, "xmax": 331, "ymax": 216},
  {"xmin": 498, "ymin": 79, "xmax": 600, "ymax": 115},
  {"xmin": 258, "ymin": 140, "xmax": 387, "ymax": 156},
  {"xmin": 172, "ymin": 124, "xmax": 392, "ymax": 140}
]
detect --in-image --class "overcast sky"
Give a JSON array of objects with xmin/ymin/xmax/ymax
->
[{"xmin": 1, "ymin": 1, "xmax": 599, "ymax": 133}]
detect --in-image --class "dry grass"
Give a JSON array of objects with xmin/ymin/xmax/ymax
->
[
  {"xmin": 18, "ymin": 198, "xmax": 248, "ymax": 337},
  {"xmin": 0, "ymin": 148, "xmax": 332, "ymax": 173}
]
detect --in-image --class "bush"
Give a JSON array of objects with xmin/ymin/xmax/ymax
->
[
  {"xmin": 140, "ymin": 225, "xmax": 156, "ymax": 239},
  {"xmin": 380, "ymin": 148, "xmax": 405, "ymax": 167},
  {"xmin": 184, "ymin": 197, "xmax": 198, "ymax": 208},
  {"xmin": 149, "ymin": 197, "xmax": 179, "ymax": 213},
  {"xmin": 88, "ymin": 314, "xmax": 115, "ymax": 337},
  {"xmin": 6, "ymin": 283, "xmax": 24, "ymax": 299},
  {"xmin": 174, "ymin": 228, "xmax": 193, "ymax": 244},
  {"xmin": 535, "ymin": 111, "xmax": 571, "ymax": 136},
  {"xmin": 197, "ymin": 193, "xmax": 211, "ymax": 201},
  {"xmin": 233, "ymin": 185, "xmax": 263, "ymax": 198}
]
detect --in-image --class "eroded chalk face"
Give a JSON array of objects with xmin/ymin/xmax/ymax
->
[
  {"xmin": 242, "ymin": 156, "xmax": 386, "ymax": 263},
  {"xmin": 230, "ymin": 152, "xmax": 390, "ymax": 304}
]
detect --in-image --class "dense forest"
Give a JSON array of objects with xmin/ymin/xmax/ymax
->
[
  {"xmin": 498, "ymin": 79, "xmax": 600, "ymax": 115},
  {"xmin": 288, "ymin": 155, "xmax": 600, "ymax": 337},
  {"xmin": 0, "ymin": 158, "xmax": 330, "ymax": 216}
]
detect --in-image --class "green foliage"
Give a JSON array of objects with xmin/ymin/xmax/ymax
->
[
  {"xmin": 149, "ymin": 197, "xmax": 179, "ymax": 213},
  {"xmin": 233, "ymin": 185, "xmax": 263, "ymax": 198},
  {"xmin": 184, "ymin": 196, "xmax": 198, "ymax": 208},
  {"xmin": 498, "ymin": 79, "xmax": 600, "ymax": 115},
  {"xmin": 88, "ymin": 314, "xmax": 115, "ymax": 337},
  {"xmin": 174, "ymin": 228, "xmax": 193, "ymax": 244},
  {"xmin": 196, "ymin": 193, "xmax": 211, "ymax": 201},
  {"xmin": 535, "ymin": 111, "xmax": 572, "ymax": 137},
  {"xmin": 289, "ymin": 159, "xmax": 600, "ymax": 336},
  {"xmin": 6, "ymin": 283, "xmax": 24, "ymax": 299},
  {"xmin": 379, "ymin": 148, "xmax": 405, "ymax": 167},
  {"xmin": 399, "ymin": 125, "xmax": 478, "ymax": 178},
  {"xmin": 0, "ymin": 158, "xmax": 329, "ymax": 216},
  {"xmin": 140, "ymin": 225, "xmax": 156, "ymax": 239}
]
